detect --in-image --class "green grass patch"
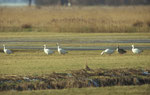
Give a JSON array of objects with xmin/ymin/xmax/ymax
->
[
  {"xmin": 0, "ymin": 50, "xmax": 150, "ymax": 76},
  {"xmin": 0, "ymin": 32, "xmax": 150, "ymax": 75}
]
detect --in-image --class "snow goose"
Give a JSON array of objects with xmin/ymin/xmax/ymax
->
[
  {"xmin": 101, "ymin": 49, "xmax": 114, "ymax": 55},
  {"xmin": 116, "ymin": 45, "xmax": 127, "ymax": 54},
  {"xmin": 43, "ymin": 44, "xmax": 54, "ymax": 55},
  {"xmin": 3, "ymin": 44, "xmax": 12, "ymax": 54},
  {"xmin": 56, "ymin": 43, "xmax": 68, "ymax": 55},
  {"xmin": 132, "ymin": 45, "xmax": 143, "ymax": 54}
]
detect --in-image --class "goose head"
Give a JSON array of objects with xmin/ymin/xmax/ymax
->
[
  {"xmin": 3, "ymin": 44, "xmax": 6, "ymax": 49},
  {"xmin": 132, "ymin": 45, "xmax": 134, "ymax": 49},
  {"xmin": 56, "ymin": 43, "xmax": 59, "ymax": 46},
  {"xmin": 101, "ymin": 51, "xmax": 104, "ymax": 55},
  {"xmin": 43, "ymin": 44, "xmax": 47, "ymax": 48},
  {"xmin": 56, "ymin": 43, "xmax": 60, "ymax": 48}
]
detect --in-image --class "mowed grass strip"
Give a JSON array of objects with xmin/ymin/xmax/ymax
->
[
  {"xmin": 0, "ymin": 32, "xmax": 150, "ymax": 48},
  {"xmin": 0, "ymin": 49, "xmax": 150, "ymax": 76},
  {"xmin": 0, "ymin": 32, "xmax": 150, "ymax": 39},
  {"xmin": 0, "ymin": 85, "xmax": 150, "ymax": 95}
]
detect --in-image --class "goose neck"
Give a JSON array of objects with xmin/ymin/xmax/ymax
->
[
  {"xmin": 57, "ymin": 46, "xmax": 60, "ymax": 49},
  {"xmin": 44, "ymin": 45, "xmax": 47, "ymax": 49},
  {"xmin": 132, "ymin": 45, "xmax": 134, "ymax": 49}
]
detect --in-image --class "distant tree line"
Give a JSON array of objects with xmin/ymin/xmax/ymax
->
[{"xmin": 35, "ymin": 0, "xmax": 150, "ymax": 6}]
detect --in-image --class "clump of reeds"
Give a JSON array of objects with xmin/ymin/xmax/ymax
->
[
  {"xmin": 146, "ymin": 21, "xmax": 150, "ymax": 27},
  {"xmin": 21, "ymin": 24, "xmax": 32, "ymax": 29},
  {"xmin": 133, "ymin": 21, "xmax": 143, "ymax": 27}
]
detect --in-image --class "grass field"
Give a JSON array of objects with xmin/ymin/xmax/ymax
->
[
  {"xmin": 0, "ymin": 6, "xmax": 150, "ymax": 95},
  {"xmin": 0, "ymin": 32, "xmax": 150, "ymax": 75},
  {"xmin": 0, "ymin": 85, "xmax": 150, "ymax": 95},
  {"xmin": 1, "ymin": 47, "xmax": 149, "ymax": 95},
  {"xmin": 0, "ymin": 33, "xmax": 150, "ymax": 95},
  {"xmin": 0, "ymin": 49, "xmax": 150, "ymax": 76},
  {"xmin": 0, "ymin": 6, "xmax": 150, "ymax": 33}
]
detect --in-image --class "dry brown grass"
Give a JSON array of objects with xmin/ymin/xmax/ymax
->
[
  {"xmin": 146, "ymin": 21, "xmax": 150, "ymax": 27},
  {"xmin": 0, "ymin": 68, "xmax": 150, "ymax": 91},
  {"xmin": 0, "ymin": 6, "xmax": 150, "ymax": 33}
]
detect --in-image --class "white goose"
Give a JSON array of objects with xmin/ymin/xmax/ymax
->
[
  {"xmin": 3, "ymin": 44, "xmax": 12, "ymax": 54},
  {"xmin": 43, "ymin": 44, "xmax": 54, "ymax": 55},
  {"xmin": 56, "ymin": 43, "xmax": 68, "ymax": 55},
  {"xmin": 132, "ymin": 45, "xmax": 143, "ymax": 54},
  {"xmin": 101, "ymin": 49, "xmax": 114, "ymax": 55}
]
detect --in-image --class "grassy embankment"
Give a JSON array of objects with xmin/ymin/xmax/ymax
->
[{"xmin": 0, "ymin": 6, "xmax": 150, "ymax": 33}]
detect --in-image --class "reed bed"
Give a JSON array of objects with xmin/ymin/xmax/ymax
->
[{"xmin": 0, "ymin": 6, "xmax": 150, "ymax": 33}]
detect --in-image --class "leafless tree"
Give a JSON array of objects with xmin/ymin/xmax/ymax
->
[{"xmin": 29, "ymin": 0, "xmax": 32, "ymax": 6}]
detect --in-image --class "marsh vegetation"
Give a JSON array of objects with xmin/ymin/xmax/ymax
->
[{"xmin": 0, "ymin": 6, "xmax": 150, "ymax": 33}]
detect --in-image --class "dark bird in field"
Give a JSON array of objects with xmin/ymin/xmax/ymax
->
[
  {"xmin": 85, "ymin": 64, "xmax": 91, "ymax": 71},
  {"xmin": 116, "ymin": 45, "xmax": 127, "ymax": 54}
]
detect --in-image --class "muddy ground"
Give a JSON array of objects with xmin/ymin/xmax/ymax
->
[{"xmin": 0, "ymin": 66, "xmax": 150, "ymax": 91}]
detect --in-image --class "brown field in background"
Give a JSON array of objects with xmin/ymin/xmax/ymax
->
[{"xmin": 0, "ymin": 6, "xmax": 150, "ymax": 33}]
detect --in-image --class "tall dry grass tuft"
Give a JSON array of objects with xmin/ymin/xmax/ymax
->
[
  {"xmin": 146, "ymin": 21, "xmax": 150, "ymax": 27},
  {"xmin": 133, "ymin": 21, "xmax": 143, "ymax": 27},
  {"xmin": 21, "ymin": 24, "xmax": 32, "ymax": 29},
  {"xmin": 0, "ymin": 6, "xmax": 150, "ymax": 33}
]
